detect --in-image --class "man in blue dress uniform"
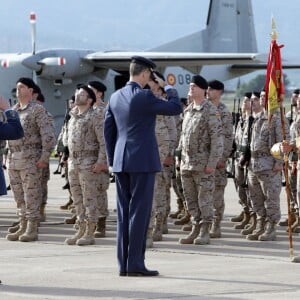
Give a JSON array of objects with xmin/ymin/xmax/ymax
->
[
  {"xmin": 0, "ymin": 95, "xmax": 24, "ymax": 284},
  {"xmin": 104, "ymin": 56, "xmax": 182, "ymax": 276}
]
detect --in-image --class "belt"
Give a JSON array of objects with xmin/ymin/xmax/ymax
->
[
  {"xmin": 251, "ymin": 150, "xmax": 270, "ymax": 159},
  {"xmin": 72, "ymin": 150, "xmax": 98, "ymax": 158},
  {"xmin": 10, "ymin": 144, "xmax": 41, "ymax": 153}
]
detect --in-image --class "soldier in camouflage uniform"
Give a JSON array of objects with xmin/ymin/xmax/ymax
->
[
  {"xmin": 233, "ymin": 93, "xmax": 257, "ymax": 235},
  {"xmin": 246, "ymin": 92, "xmax": 289, "ymax": 241},
  {"xmin": 64, "ymin": 85, "xmax": 108, "ymax": 246},
  {"xmin": 279, "ymin": 90, "xmax": 300, "ymax": 228},
  {"xmin": 207, "ymin": 80, "xmax": 233, "ymax": 238},
  {"xmin": 34, "ymin": 89, "xmax": 55, "ymax": 223},
  {"xmin": 146, "ymin": 72, "xmax": 177, "ymax": 245},
  {"xmin": 88, "ymin": 81, "xmax": 110, "ymax": 238},
  {"xmin": 6, "ymin": 77, "xmax": 56, "ymax": 242},
  {"xmin": 169, "ymin": 108, "xmax": 186, "ymax": 220},
  {"xmin": 178, "ymin": 75, "xmax": 223, "ymax": 245},
  {"xmin": 281, "ymin": 95, "xmax": 300, "ymax": 232}
]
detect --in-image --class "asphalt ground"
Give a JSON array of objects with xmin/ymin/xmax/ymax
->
[{"xmin": 0, "ymin": 159, "xmax": 300, "ymax": 300}]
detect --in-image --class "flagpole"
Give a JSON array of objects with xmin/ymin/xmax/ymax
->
[{"xmin": 270, "ymin": 19, "xmax": 300, "ymax": 263}]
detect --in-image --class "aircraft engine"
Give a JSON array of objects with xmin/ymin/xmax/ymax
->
[{"xmin": 21, "ymin": 49, "xmax": 95, "ymax": 79}]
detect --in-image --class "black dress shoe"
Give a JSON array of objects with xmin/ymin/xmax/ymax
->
[
  {"xmin": 127, "ymin": 269, "xmax": 159, "ymax": 277},
  {"xmin": 119, "ymin": 272, "xmax": 127, "ymax": 276}
]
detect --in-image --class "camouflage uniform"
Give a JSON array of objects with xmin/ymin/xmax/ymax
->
[
  {"xmin": 212, "ymin": 102, "xmax": 233, "ymax": 221},
  {"xmin": 162, "ymin": 115, "xmax": 177, "ymax": 218},
  {"xmin": 179, "ymin": 101, "xmax": 223, "ymax": 225},
  {"xmin": 234, "ymin": 116, "xmax": 252, "ymax": 214},
  {"xmin": 66, "ymin": 106, "xmax": 108, "ymax": 223},
  {"xmin": 150, "ymin": 113, "xmax": 177, "ymax": 235},
  {"xmin": 288, "ymin": 115, "xmax": 300, "ymax": 218},
  {"xmin": 287, "ymin": 114, "xmax": 300, "ymax": 215},
  {"xmin": 7, "ymin": 101, "xmax": 56, "ymax": 221},
  {"xmin": 248, "ymin": 112, "xmax": 288, "ymax": 226},
  {"xmin": 171, "ymin": 114, "xmax": 186, "ymax": 216},
  {"xmin": 41, "ymin": 111, "xmax": 55, "ymax": 206}
]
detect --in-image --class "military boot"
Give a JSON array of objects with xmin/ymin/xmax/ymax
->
[
  {"xmin": 153, "ymin": 213, "xmax": 163, "ymax": 241},
  {"xmin": 291, "ymin": 214, "xmax": 300, "ymax": 232},
  {"xmin": 40, "ymin": 204, "xmax": 46, "ymax": 222},
  {"xmin": 162, "ymin": 216, "xmax": 168, "ymax": 234},
  {"xmin": 241, "ymin": 214, "xmax": 257, "ymax": 235},
  {"xmin": 210, "ymin": 218, "xmax": 221, "ymax": 238},
  {"xmin": 279, "ymin": 213, "xmax": 296, "ymax": 226},
  {"xmin": 234, "ymin": 212, "xmax": 250, "ymax": 229},
  {"xmin": 94, "ymin": 217, "xmax": 106, "ymax": 238},
  {"xmin": 19, "ymin": 220, "xmax": 38, "ymax": 242},
  {"xmin": 179, "ymin": 223, "xmax": 200, "ymax": 244},
  {"xmin": 8, "ymin": 223, "xmax": 20, "ymax": 233},
  {"xmin": 246, "ymin": 218, "xmax": 265, "ymax": 240},
  {"xmin": 174, "ymin": 212, "xmax": 190, "ymax": 226},
  {"xmin": 146, "ymin": 227, "xmax": 153, "ymax": 248},
  {"xmin": 293, "ymin": 225, "xmax": 300, "ymax": 233},
  {"xmin": 11, "ymin": 220, "xmax": 20, "ymax": 227},
  {"xmin": 65, "ymin": 220, "xmax": 86, "ymax": 245},
  {"xmin": 169, "ymin": 198, "xmax": 184, "ymax": 219},
  {"xmin": 182, "ymin": 223, "xmax": 192, "ymax": 231},
  {"xmin": 77, "ymin": 220, "xmax": 96, "ymax": 246},
  {"xmin": 194, "ymin": 222, "xmax": 210, "ymax": 245},
  {"xmin": 6, "ymin": 219, "xmax": 27, "ymax": 241},
  {"xmin": 64, "ymin": 214, "xmax": 77, "ymax": 224},
  {"xmin": 230, "ymin": 211, "xmax": 244, "ymax": 222},
  {"xmin": 60, "ymin": 197, "xmax": 73, "ymax": 210},
  {"xmin": 258, "ymin": 221, "xmax": 276, "ymax": 241}
]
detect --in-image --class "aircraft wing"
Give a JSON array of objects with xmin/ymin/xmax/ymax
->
[
  {"xmin": 84, "ymin": 51, "xmax": 267, "ymax": 72},
  {"xmin": 231, "ymin": 62, "xmax": 300, "ymax": 71}
]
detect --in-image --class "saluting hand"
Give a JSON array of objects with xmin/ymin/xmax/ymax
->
[
  {"xmin": 0, "ymin": 95, "xmax": 10, "ymax": 111},
  {"xmin": 153, "ymin": 73, "xmax": 166, "ymax": 88}
]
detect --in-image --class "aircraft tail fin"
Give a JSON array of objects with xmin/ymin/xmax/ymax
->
[{"xmin": 152, "ymin": 0, "xmax": 257, "ymax": 53}]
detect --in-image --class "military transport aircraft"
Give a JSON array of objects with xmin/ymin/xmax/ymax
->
[{"xmin": 0, "ymin": 0, "xmax": 264, "ymax": 132}]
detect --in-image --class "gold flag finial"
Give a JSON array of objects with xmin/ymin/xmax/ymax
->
[{"xmin": 271, "ymin": 17, "xmax": 277, "ymax": 40}]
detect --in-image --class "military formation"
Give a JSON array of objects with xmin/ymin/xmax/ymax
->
[{"xmin": 0, "ymin": 70, "xmax": 297, "ymax": 249}]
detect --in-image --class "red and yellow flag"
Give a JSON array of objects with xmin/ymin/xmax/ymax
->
[{"xmin": 264, "ymin": 37, "xmax": 284, "ymax": 115}]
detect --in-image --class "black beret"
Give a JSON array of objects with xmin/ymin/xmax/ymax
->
[
  {"xmin": 208, "ymin": 80, "xmax": 224, "ymax": 91},
  {"xmin": 88, "ymin": 81, "xmax": 107, "ymax": 93},
  {"xmin": 76, "ymin": 83, "xmax": 84, "ymax": 89},
  {"xmin": 252, "ymin": 91, "xmax": 260, "ymax": 98},
  {"xmin": 37, "ymin": 93, "xmax": 45, "ymax": 103},
  {"xmin": 16, "ymin": 77, "xmax": 36, "ymax": 89},
  {"xmin": 79, "ymin": 85, "xmax": 96, "ymax": 103},
  {"xmin": 131, "ymin": 56, "xmax": 156, "ymax": 69},
  {"xmin": 293, "ymin": 89, "xmax": 300, "ymax": 95},
  {"xmin": 33, "ymin": 84, "xmax": 41, "ymax": 95},
  {"xmin": 191, "ymin": 75, "xmax": 208, "ymax": 90},
  {"xmin": 244, "ymin": 92, "xmax": 252, "ymax": 99}
]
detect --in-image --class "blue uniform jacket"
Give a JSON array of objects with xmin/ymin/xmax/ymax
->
[
  {"xmin": 0, "ymin": 110, "xmax": 24, "ymax": 195},
  {"xmin": 104, "ymin": 81, "xmax": 181, "ymax": 173}
]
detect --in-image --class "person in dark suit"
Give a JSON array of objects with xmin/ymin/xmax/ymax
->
[
  {"xmin": 104, "ymin": 56, "xmax": 182, "ymax": 277},
  {"xmin": 0, "ymin": 96, "xmax": 24, "ymax": 196},
  {"xmin": 0, "ymin": 95, "xmax": 24, "ymax": 285}
]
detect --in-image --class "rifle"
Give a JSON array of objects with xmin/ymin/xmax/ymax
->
[
  {"xmin": 239, "ymin": 100, "xmax": 254, "ymax": 187},
  {"xmin": 227, "ymin": 98, "xmax": 241, "ymax": 179}
]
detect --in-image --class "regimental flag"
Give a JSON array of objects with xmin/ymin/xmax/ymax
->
[{"xmin": 265, "ymin": 31, "xmax": 284, "ymax": 116}]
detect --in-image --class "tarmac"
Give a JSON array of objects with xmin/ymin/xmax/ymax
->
[{"xmin": 0, "ymin": 160, "xmax": 300, "ymax": 300}]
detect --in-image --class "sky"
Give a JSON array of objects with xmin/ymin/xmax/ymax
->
[{"xmin": 0, "ymin": 0, "xmax": 299, "ymax": 84}]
